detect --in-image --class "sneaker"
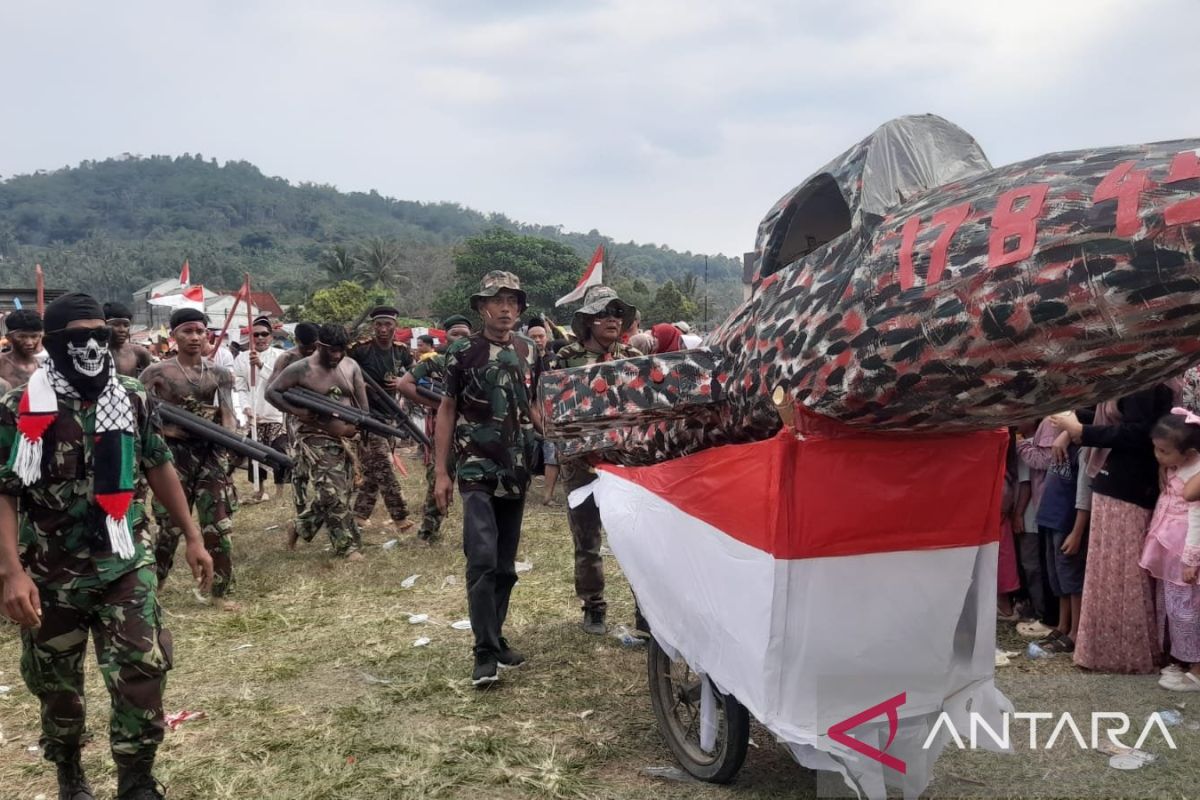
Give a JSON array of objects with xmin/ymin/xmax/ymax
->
[
  {"xmin": 581, "ymin": 608, "xmax": 607, "ymax": 636},
  {"xmin": 1162, "ymin": 663, "xmax": 1187, "ymax": 676},
  {"xmin": 472, "ymin": 654, "xmax": 499, "ymax": 687},
  {"xmin": 1016, "ymin": 621, "xmax": 1055, "ymax": 639},
  {"xmin": 497, "ymin": 638, "xmax": 526, "ymax": 669},
  {"xmin": 1163, "ymin": 671, "xmax": 1200, "ymax": 692}
]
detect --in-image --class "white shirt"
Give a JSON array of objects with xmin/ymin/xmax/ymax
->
[
  {"xmin": 208, "ymin": 344, "xmax": 235, "ymax": 371},
  {"xmin": 232, "ymin": 346, "xmax": 284, "ymax": 425}
]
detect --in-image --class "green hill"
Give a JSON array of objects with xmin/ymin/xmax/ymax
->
[{"xmin": 0, "ymin": 155, "xmax": 744, "ymax": 322}]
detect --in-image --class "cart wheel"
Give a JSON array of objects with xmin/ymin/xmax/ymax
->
[{"xmin": 646, "ymin": 636, "xmax": 750, "ymax": 783}]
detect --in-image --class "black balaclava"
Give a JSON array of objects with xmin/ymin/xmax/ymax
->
[{"xmin": 43, "ymin": 293, "xmax": 111, "ymax": 401}]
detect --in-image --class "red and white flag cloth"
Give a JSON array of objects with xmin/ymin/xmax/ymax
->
[
  {"xmin": 179, "ymin": 259, "xmax": 191, "ymax": 287},
  {"xmin": 576, "ymin": 426, "xmax": 1012, "ymax": 798},
  {"xmin": 555, "ymin": 245, "xmax": 604, "ymax": 307},
  {"xmin": 148, "ymin": 285, "xmax": 209, "ymax": 311}
]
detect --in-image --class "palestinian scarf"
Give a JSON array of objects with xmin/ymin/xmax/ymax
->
[{"xmin": 10, "ymin": 358, "xmax": 137, "ymax": 557}]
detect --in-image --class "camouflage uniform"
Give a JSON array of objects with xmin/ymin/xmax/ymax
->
[
  {"xmin": 0, "ymin": 377, "xmax": 175, "ymax": 765},
  {"xmin": 349, "ymin": 340, "xmax": 412, "ymax": 522},
  {"xmin": 152, "ymin": 438, "xmax": 239, "ymax": 597},
  {"xmin": 410, "ymin": 353, "xmax": 452, "ymax": 542},
  {"xmin": 549, "ymin": 337, "xmax": 642, "ymax": 616},
  {"xmin": 445, "ymin": 272, "xmax": 540, "ymax": 659},
  {"xmin": 293, "ymin": 429, "xmax": 361, "ymax": 555}
]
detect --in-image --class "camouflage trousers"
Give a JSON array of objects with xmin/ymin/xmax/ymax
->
[
  {"xmin": 153, "ymin": 439, "xmax": 238, "ymax": 598},
  {"xmin": 294, "ymin": 432, "xmax": 361, "ymax": 555},
  {"xmin": 352, "ymin": 433, "xmax": 409, "ymax": 522},
  {"xmin": 20, "ymin": 566, "xmax": 172, "ymax": 763},
  {"xmin": 563, "ymin": 463, "xmax": 605, "ymax": 614},
  {"xmin": 417, "ymin": 458, "xmax": 455, "ymax": 542}
]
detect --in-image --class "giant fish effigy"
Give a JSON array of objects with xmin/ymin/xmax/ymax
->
[{"xmin": 542, "ymin": 114, "xmax": 1200, "ymax": 462}]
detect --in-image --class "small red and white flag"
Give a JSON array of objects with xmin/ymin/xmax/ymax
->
[
  {"xmin": 555, "ymin": 245, "xmax": 604, "ymax": 307},
  {"xmin": 179, "ymin": 259, "xmax": 191, "ymax": 287},
  {"xmin": 578, "ymin": 426, "xmax": 1011, "ymax": 798},
  {"xmin": 148, "ymin": 284, "xmax": 209, "ymax": 311}
]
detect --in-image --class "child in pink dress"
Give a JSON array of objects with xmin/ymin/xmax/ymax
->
[{"xmin": 1139, "ymin": 409, "xmax": 1200, "ymax": 691}]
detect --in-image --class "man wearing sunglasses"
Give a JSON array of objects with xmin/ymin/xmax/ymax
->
[
  {"xmin": 0, "ymin": 293, "xmax": 212, "ymax": 800},
  {"xmin": 232, "ymin": 316, "xmax": 287, "ymax": 503},
  {"xmin": 104, "ymin": 302, "xmax": 153, "ymax": 378},
  {"xmin": 546, "ymin": 286, "xmax": 642, "ymax": 636}
]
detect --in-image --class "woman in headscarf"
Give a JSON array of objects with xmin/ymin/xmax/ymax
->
[{"xmin": 651, "ymin": 322, "xmax": 684, "ymax": 354}]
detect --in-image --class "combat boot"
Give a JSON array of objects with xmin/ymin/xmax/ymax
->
[
  {"xmin": 55, "ymin": 751, "xmax": 95, "ymax": 800},
  {"xmin": 581, "ymin": 607, "xmax": 607, "ymax": 636},
  {"xmin": 116, "ymin": 753, "xmax": 165, "ymax": 799}
]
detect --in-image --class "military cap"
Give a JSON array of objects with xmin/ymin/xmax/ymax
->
[
  {"xmin": 470, "ymin": 271, "xmax": 527, "ymax": 312},
  {"xmin": 441, "ymin": 313, "xmax": 474, "ymax": 331},
  {"xmin": 369, "ymin": 305, "xmax": 399, "ymax": 320},
  {"xmin": 571, "ymin": 285, "xmax": 637, "ymax": 341}
]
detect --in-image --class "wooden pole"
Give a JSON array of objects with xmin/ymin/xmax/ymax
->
[
  {"xmin": 210, "ymin": 284, "xmax": 245, "ymax": 350},
  {"xmin": 245, "ymin": 273, "xmax": 261, "ymax": 496},
  {"xmin": 35, "ymin": 264, "xmax": 45, "ymax": 315}
]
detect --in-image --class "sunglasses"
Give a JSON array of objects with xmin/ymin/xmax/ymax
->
[
  {"xmin": 253, "ymin": 331, "xmax": 272, "ymax": 338},
  {"xmin": 57, "ymin": 326, "xmax": 113, "ymax": 346},
  {"xmin": 594, "ymin": 307, "xmax": 625, "ymax": 320}
]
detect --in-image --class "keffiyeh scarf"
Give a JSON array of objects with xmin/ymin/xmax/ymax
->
[{"xmin": 10, "ymin": 361, "xmax": 137, "ymax": 557}]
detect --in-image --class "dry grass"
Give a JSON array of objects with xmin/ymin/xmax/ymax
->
[{"xmin": 1, "ymin": 457, "xmax": 1198, "ymax": 799}]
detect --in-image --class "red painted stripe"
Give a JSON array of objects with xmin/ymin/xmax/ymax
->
[{"xmin": 600, "ymin": 427, "xmax": 1006, "ymax": 560}]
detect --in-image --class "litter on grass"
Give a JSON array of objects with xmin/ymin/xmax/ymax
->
[
  {"xmin": 408, "ymin": 614, "xmax": 429, "ymax": 624},
  {"xmin": 413, "ymin": 637, "xmax": 431, "ymax": 647},
  {"xmin": 229, "ymin": 644, "xmax": 254, "ymax": 652},
  {"xmin": 515, "ymin": 560, "xmax": 533, "ymax": 573},
  {"xmin": 450, "ymin": 619, "xmax": 472, "ymax": 631},
  {"xmin": 400, "ymin": 574, "xmax": 420, "ymax": 588},
  {"xmin": 382, "ymin": 539, "xmax": 400, "ymax": 550},
  {"xmin": 165, "ymin": 710, "xmax": 207, "ymax": 731}
]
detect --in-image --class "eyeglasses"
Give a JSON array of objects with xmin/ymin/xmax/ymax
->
[{"xmin": 594, "ymin": 307, "xmax": 625, "ymax": 320}]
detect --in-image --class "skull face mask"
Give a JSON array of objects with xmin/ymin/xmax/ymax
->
[{"xmin": 45, "ymin": 325, "xmax": 113, "ymax": 400}]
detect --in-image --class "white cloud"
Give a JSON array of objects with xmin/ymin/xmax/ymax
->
[{"xmin": 1, "ymin": 0, "xmax": 1197, "ymax": 256}]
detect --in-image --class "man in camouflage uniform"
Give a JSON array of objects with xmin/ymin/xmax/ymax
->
[
  {"xmin": 267, "ymin": 323, "xmax": 370, "ymax": 560},
  {"xmin": 139, "ymin": 308, "xmax": 240, "ymax": 608},
  {"xmin": 435, "ymin": 272, "xmax": 540, "ymax": 687},
  {"xmin": 0, "ymin": 293, "xmax": 213, "ymax": 800},
  {"xmin": 398, "ymin": 314, "xmax": 473, "ymax": 545},
  {"xmin": 349, "ymin": 306, "xmax": 413, "ymax": 531},
  {"xmin": 547, "ymin": 286, "xmax": 641, "ymax": 635},
  {"xmin": 269, "ymin": 322, "xmax": 320, "ymax": 520}
]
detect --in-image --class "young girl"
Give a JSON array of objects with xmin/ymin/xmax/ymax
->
[{"xmin": 1139, "ymin": 409, "xmax": 1200, "ymax": 691}]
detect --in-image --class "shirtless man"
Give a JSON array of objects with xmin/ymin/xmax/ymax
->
[
  {"xmin": 268, "ymin": 322, "xmax": 320, "ymax": 521},
  {"xmin": 104, "ymin": 301, "xmax": 153, "ymax": 377},
  {"xmin": 0, "ymin": 309, "xmax": 44, "ymax": 388},
  {"xmin": 267, "ymin": 323, "xmax": 369, "ymax": 560},
  {"xmin": 139, "ymin": 307, "xmax": 241, "ymax": 608}
]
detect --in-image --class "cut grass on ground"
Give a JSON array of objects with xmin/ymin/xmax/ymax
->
[{"xmin": 1, "ymin": 458, "xmax": 1197, "ymax": 799}]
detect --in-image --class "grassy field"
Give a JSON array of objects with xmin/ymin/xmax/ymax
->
[{"xmin": 1, "ymin": 459, "xmax": 1198, "ymax": 799}]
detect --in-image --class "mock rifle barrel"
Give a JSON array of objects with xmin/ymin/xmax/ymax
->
[
  {"xmin": 283, "ymin": 387, "xmax": 411, "ymax": 441},
  {"xmin": 156, "ymin": 401, "xmax": 294, "ymax": 471},
  {"xmin": 362, "ymin": 373, "xmax": 431, "ymax": 447}
]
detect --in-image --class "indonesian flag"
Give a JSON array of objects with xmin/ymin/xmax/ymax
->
[
  {"xmin": 555, "ymin": 245, "xmax": 604, "ymax": 307},
  {"xmin": 179, "ymin": 259, "xmax": 191, "ymax": 287},
  {"xmin": 578, "ymin": 425, "xmax": 1011, "ymax": 798},
  {"xmin": 148, "ymin": 284, "xmax": 208, "ymax": 311}
]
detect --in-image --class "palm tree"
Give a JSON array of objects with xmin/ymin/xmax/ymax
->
[
  {"xmin": 356, "ymin": 237, "xmax": 408, "ymax": 290},
  {"xmin": 319, "ymin": 244, "xmax": 360, "ymax": 285}
]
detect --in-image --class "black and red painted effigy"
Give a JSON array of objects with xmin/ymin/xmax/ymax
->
[{"xmin": 541, "ymin": 114, "xmax": 1200, "ymax": 463}]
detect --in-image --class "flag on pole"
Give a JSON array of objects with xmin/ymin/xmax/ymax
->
[
  {"xmin": 555, "ymin": 245, "xmax": 604, "ymax": 307},
  {"xmin": 179, "ymin": 260, "xmax": 191, "ymax": 287},
  {"xmin": 148, "ymin": 285, "xmax": 208, "ymax": 311},
  {"xmin": 579, "ymin": 426, "xmax": 1010, "ymax": 798}
]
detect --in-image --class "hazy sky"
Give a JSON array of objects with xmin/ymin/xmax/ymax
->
[{"xmin": 2, "ymin": 0, "xmax": 1198, "ymax": 257}]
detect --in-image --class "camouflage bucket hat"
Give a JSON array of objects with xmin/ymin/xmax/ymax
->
[
  {"xmin": 572, "ymin": 285, "xmax": 637, "ymax": 341},
  {"xmin": 471, "ymin": 270, "xmax": 528, "ymax": 311}
]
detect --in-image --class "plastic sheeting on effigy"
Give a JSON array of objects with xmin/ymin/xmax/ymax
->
[{"xmin": 578, "ymin": 422, "xmax": 1013, "ymax": 798}]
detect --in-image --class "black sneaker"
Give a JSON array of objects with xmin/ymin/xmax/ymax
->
[
  {"xmin": 497, "ymin": 638, "xmax": 526, "ymax": 669},
  {"xmin": 581, "ymin": 608, "xmax": 607, "ymax": 636},
  {"xmin": 472, "ymin": 654, "xmax": 499, "ymax": 687}
]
